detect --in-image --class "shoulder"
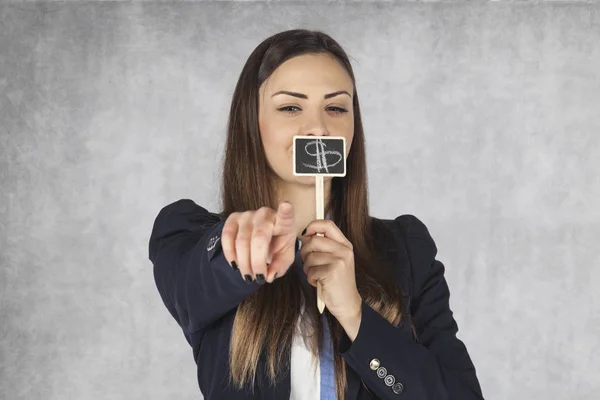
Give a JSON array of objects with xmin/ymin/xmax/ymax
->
[
  {"xmin": 155, "ymin": 198, "xmax": 223, "ymax": 218},
  {"xmin": 392, "ymin": 214, "xmax": 438, "ymax": 258},
  {"xmin": 148, "ymin": 198, "xmax": 224, "ymax": 261},
  {"xmin": 369, "ymin": 213, "xmax": 437, "ymax": 258},
  {"xmin": 369, "ymin": 214, "xmax": 442, "ymax": 294},
  {"xmin": 152, "ymin": 198, "xmax": 224, "ymax": 228}
]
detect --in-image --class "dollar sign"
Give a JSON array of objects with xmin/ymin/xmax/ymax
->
[{"xmin": 302, "ymin": 138, "xmax": 342, "ymax": 172}]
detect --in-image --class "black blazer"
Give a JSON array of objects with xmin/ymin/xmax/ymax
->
[{"xmin": 148, "ymin": 199, "xmax": 484, "ymax": 399}]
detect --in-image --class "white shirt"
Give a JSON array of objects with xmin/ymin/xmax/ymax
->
[
  {"xmin": 290, "ymin": 300, "xmax": 321, "ymax": 399},
  {"xmin": 290, "ymin": 211, "xmax": 335, "ymax": 400}
]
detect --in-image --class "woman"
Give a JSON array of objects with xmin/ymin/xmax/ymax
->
[{"xmin": 149, "ymin": 29, "xmax": 484, "ymax": 399}]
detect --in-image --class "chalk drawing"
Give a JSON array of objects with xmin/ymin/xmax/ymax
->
[{"xmin": 301, "ymin": 138, "xmax": 342, "ymax": 173}]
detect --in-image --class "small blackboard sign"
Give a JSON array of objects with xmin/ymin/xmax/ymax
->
[{"xmin": 293, "ymin": 136, "xmax": 346, "ymax": 177}]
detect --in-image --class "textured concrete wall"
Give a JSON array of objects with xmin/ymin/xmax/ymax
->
[{"xmin": 1, "ymin": 1, "xmax": 598, "ymax": 399}]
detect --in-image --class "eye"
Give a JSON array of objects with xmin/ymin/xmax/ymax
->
[{"xmin": 278, "ymin": 106, "xmax": 349, "ymax": 115}]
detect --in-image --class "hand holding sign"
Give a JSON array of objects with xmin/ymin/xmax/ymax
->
[
  {"xmin": 298, "ymin": 218, "xmax": 362, "ymax": 324},
  {"xmin": 293, "ymin": 135, "xmax": 347, "ymax": 314}
]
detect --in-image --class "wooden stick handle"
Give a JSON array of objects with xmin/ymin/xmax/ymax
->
[{"xmin": 315, "ymin": 175, "xmax": 325, "ymax": 314}]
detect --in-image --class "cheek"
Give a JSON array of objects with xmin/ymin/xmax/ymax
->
[
  {"xmin": 346, "ymin": 136, "xmax": 353, "ymax": 156},
  {"xmin": 260, "ymin": 127, "xmax": 292, "ymax": 162},
  {"xmin": 263, "ymin": 133, "xmax": 291, "ymax": 154},
  {"xmin": 259, "ymin": 121, "xmax": 280, "ymax": 150},
  {"xmin": 264, "ymin": 127, "xmax": 293, "ymax": 151}
]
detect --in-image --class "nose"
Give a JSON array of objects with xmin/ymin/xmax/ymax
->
[
  {"xmin": 303, "ymin": 121, "xmax": 329, "ymax": 137},
  {"xmin": 301, "ymin": 109, "xmax": 330, "ymax": 137},
  {"xmin": 305, "ymin": 131, "xmax": 329, "ymax": 137}
]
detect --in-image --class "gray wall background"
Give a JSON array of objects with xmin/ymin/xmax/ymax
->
[{"xmin": 1, "ymin": 1, "xmax": 599, "ymax": 399}]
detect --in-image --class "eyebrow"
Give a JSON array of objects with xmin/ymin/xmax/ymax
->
[{"xmin": 271, "ymin": 90, "xmax": 352, "ymax": 100}]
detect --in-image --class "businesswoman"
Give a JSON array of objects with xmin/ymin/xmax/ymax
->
[{"xmin": 149, "ymin": 29, "xmax": 484, "ymax": 399}]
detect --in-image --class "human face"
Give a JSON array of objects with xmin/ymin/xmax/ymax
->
[{"xmin": 258, "ymin": 53, "xmax": 354, "ymax": 187}]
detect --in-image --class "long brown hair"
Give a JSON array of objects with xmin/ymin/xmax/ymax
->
[{"xmin": 217, "ymin": 29, "xmax": 413, "ymax": 399}]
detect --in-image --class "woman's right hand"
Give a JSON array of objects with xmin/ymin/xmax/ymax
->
[{"xmin": 221, "ymin": 201, "xmax": 298, "ymax": 284}]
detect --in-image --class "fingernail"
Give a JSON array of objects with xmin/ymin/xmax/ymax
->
[
  {"xmin": 301, "ymin": 227, "xmax": 307, "ymax": 236},
  {"xmin": 231, "ymin": 261, "xmax": 238, "ymax": 270},
  {"xmin": 244, "ymin": 274, "xmax": 253, "ymax": 283},
  {"xmin": 256, "ymin": 274, "xmax": 265, "ymax": 284}
]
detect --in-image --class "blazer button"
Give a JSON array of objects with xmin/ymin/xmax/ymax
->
[
  {"xmin": 369, "ymin": 359, "xmax": 380, "ymax": 371},
  {"xmin": 392, "ymin": 382, "xmax": 404, "ymax": 394},
  {"xmin": 376, "ymin": 367, "xmax": 387, "ymax": 379},
  {"xmin": 384, "ymin": 374, "xmax": 395, "ymax": 386}
]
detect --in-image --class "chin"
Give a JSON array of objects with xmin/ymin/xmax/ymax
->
[
  {"xmin": 293, "ymin": 175, "xmax": 316, "ymax": 184},
  {"xmin": 292, "ymin": 175, "xmax": 332, "ymax": 185}
]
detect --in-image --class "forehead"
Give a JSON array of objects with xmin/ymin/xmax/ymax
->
[{"xmin": 260, "ymin": 54, "xmax": 353, "ymax": 96}]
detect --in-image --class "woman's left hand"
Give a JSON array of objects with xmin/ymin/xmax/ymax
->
[{"xmin": 299, "ymin": 220, "xmax": 363, "ymax": 323}]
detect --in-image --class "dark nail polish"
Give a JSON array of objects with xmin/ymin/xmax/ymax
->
[
  {"xmin": 301, "ymin": 227, "xmax": 307, "ymax": 236},
  {"xmin": 256, "ymin": 274, "xmax": 265, "ymax": 284},
  {"xmin": 244, "ymin": 274, "xmax": 253, "ymax": 283},
  {"xmin": 231, "ymin": 261, "xmax": 238, "ymax": 270}
]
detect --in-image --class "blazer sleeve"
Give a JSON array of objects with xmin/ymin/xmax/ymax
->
[
  {"xmin": 148, "ymin": 198, "xmax": 266, "ymax": 342},
  {"xmin": 338, "ymin": 214, "xmax": 484, "ymax": 399}
]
